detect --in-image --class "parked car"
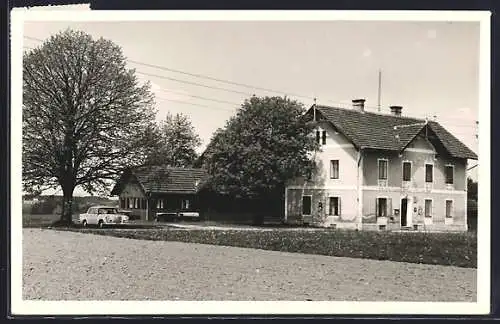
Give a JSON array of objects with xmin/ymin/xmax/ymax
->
[
  {"xmin": 78, "ymin": 206, "xmax": 129, "ymax": 228},
  {"xmin": 118, "ymin": 209, "xmax": 140, "ymax": 221}
]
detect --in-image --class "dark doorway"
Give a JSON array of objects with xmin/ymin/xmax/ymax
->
[{"xmin": 401, "ymin": 198, "xmax": 408, "ymax": 227}]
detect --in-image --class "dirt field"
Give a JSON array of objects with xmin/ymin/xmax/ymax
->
[{"xmin": 22, "ymin": 228, "xmax": 476, "ymax": 301}]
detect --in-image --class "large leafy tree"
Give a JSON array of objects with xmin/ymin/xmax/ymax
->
[
  {"xmin": 23, "ymin": 29, "xmax": 157, "ymax": 225},
  {"xmin": 145, "ymin": 112, "xmax": 201, "ymax": 167},
  {"xmin": 467, "ymin": 177, "xmax": 478, "ymax": 201},
  {"xmin": 202, "ymin": 96, "xmax": 318, "ymax": 202}
]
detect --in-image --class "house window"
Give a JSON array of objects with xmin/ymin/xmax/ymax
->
[
  {"xmin": 157, "ymin": 199, "xmax": 164, "ymax": 209},
  {"xmin": 329, "ymin": 197, "xmax": 340, "ymax": 216},
  {"xmin": 120, "ymin": 198, "xmax": 125, "ymax": 208},
  {"xmin": 378, "ymin": 159, "xmax": 388, "ymax": 180},
  {"xmin": 425, "ymin": 164, "xmax": 433, "ymax": 183},
  {"xmin": 316, "ymin": 130, "xmax": 320, "ymax": 144},
  {"xmin": 376, "ymin": 198, "xmax": 388, "ymax": 217},
  {"xmin": 425, "ymin": 199, "xmax": 433, "ymax": 218},
  {"xmin": 445, "ymin": 200, "xmax": 453, "ymax": 218},
  {"xmin": 182, "ymin": 199, "xmax": 190, "ymax": 210},
  {"xmin": 445, "ymin": 165, "xmax": 454, "ymax": 184},
  {"xmin": 330, "ymin": 160, "xmax": 339, "ymax": 179},
  {"xmin": 134, "ymin": 198, "xmax": 139, "ymax": 209},
  {"xmin": 302, "ymin": 196, "xmax": 312, "ymax": 215},
  {"xmin": 128, "ymin": 198, "xmax": 134, "ymax": 209},
  {"xmin": 322, "ymin": 130, "xmax": 327, "ymax": 145},
  {"xmin": 402, "ymin": 162, "xmax": 411, "ymax": 181}
]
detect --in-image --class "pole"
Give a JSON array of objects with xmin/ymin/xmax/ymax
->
[
  {"xmin": 313, "ymin": 98, "xmax": 317, "ymax": 122},
  {"xmin": 377, "ymin": 69, "xmax": 382, "ymax": 112}
]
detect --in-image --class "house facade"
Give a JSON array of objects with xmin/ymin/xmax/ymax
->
[
  {"xmin": 285, "ymin": 99, "xmax": 477, "ymax": 232},
  {"xmin": 110, "ymin": 166, "xmax": 208, "ymax": 221}
]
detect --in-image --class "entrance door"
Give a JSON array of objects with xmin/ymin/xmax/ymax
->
[
  {"xmin": 302, "ymin": 196, "xmax": 312, "ymax": 224},
  {"xmin": 401, "ymin": 198, "xmax": 408, "ymax": 227}
]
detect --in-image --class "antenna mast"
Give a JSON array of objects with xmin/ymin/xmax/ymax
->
[
  {"xmin": 313, "ymin": 98, "xmax": 317, "ymax": 122},
  {"xmin": 377, "ymin": 69, "xmax": 382, "ymax": 112}
]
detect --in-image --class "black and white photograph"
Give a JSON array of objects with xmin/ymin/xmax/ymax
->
[{"xmin": 10, "ymin": 7, "xmax": 491, "ymax": 316}]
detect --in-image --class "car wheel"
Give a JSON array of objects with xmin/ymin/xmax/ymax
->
[
  {"xmin": 98, "ymin": 220, "xmax": 104, "ymax": 228},
  {"xmin": 82, "ymin": 220, "xmax": 87, "ymax": 227}
]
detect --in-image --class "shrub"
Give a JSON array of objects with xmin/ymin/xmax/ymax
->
[{"xmin": 55, "ymin": 227, "xmax": 477, "ymax": 268}]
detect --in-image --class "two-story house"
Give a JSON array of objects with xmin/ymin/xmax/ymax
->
[{"xmin": 285, "ymin": 99, "xmax": 478, "ymax": 231}]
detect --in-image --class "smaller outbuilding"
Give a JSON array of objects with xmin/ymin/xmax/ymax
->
[{"xmin": 110, "ymin": 165, "xmax": 209, "ymax": 221}]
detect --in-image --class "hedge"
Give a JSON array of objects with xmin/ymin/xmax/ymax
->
[{"xmin": 53, "ymin": 227, "xmax": 477, "ymax": 268}]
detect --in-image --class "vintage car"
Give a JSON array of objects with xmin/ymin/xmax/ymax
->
[{"xmin": 78, "ymin": 206, "xmax": 129, "ymax": 228}]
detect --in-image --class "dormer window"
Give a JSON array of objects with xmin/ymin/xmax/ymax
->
[{"xmin": 316, "ymin": 129, "xmax": 327, "ymax": 145}]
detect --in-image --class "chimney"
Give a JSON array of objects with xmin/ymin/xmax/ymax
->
[
  {"xmin": 352, "ymin": 99, "xmax": 366, "ymax": 112},
  {"xmin": 390, "ymin": 105, "xmax": 403, "ymax": 116}
]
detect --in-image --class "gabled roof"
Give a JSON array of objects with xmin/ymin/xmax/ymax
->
[
  {"xmin": 111, "ymin": 165, "xmax": 209, "ymax": 196},
  {"xmin": 310, "ymin": 105, "xmax": 477, "ymax": 160}
]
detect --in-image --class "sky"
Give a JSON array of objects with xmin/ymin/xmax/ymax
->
[{"xmin": 22, "ymin": 18, "xmax": 481, "ymax": 194}]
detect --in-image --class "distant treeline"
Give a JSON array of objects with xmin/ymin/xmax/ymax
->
[{"xmin": 23, "ymin": 195, "xmax": 118, "ymax": 215}]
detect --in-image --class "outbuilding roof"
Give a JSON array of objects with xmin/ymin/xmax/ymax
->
[{"xmin": 111, "ymin": 165, "xmax": 209, "ymax": 196}]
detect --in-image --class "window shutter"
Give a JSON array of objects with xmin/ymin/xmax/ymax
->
[
  {"xmin": 375, "ymin": 198, "xmax": 379, "ymax": 217},
  {"xmin": 388, "ymin": 198, "xmax": 393, "ymax": 217},
  {"xmin": 339, "ymin": 197, "xmax": 342, "ymax": 216}
]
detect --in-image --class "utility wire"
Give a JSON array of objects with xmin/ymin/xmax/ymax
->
[
  {"xmin": 467, "ymin": 164, "xmax": 478, "ymax": 171},
  {"xmin": 23, "ymin": 37, "xmax": 479, "ymax": 129},
  {"xmin": 25, "ymin": 35, "xmax": 44, "ymax": 42},
  {"xmin": 129, "ymin": 59, "xmax": 315, "ymax": 101},
  {"xmin": 136, "ymin": 71, "xmax": 254, "ymax": 97},
  {"xmin": 155, "ymin": 96, "xmax": 237, "ymax": 112},
  {"xmin": 22, "ymin": 46, "xmax": 479, "ymax": 129},
  {"xmin": 23, "ymin": 36, "xmax": 409, "ymax": 112},
  {"xmin": 157, "ymin": 88, "xmax": 241, "ymax": 106}
]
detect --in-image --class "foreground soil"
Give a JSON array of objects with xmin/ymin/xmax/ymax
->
[{"xmin": 23, "ymin": 229, "xmax": 476, "ymax": 301}]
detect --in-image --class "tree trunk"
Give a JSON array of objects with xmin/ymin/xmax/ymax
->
[{"xmin": 60, "ymin": 184, "xmax": 75, "ymax": 226}]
